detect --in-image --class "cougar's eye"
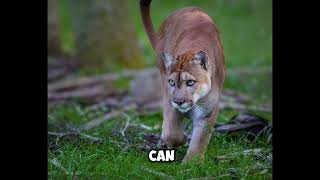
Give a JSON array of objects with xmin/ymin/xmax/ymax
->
[
  {"xmin": 168, "ymin": 79, "xmax": 175, "ymax": 86},
  {"xmin": 186, "ymin": 80, "xmax": 196, "ymax": 86}
]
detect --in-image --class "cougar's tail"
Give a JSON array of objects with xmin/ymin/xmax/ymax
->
[{"xmin": 140, "ymin": 0, "xmax": 157, "ymax": 50}]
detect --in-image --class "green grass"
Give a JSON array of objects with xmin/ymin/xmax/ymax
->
[
  {"xmin": 49, "ymin": 0, "xmax": 272, "ymax": 179},
  {"xmin": 49, "ymin": 137, "xmax": 271, "ymax": 179},
  {"xmin": 48, "ymin": 105, "xmax": 272, "ymax": 179}
]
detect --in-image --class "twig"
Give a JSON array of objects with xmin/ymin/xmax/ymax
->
[
  {"xmin": 140, "ymin": 166, "xmax": 174, "ymax": 179},
  {"xmin": 50, "ymin": 157, "xmax": 81, "ymax": 175},
  {"xmin": 259, "ymin": 169, "xmax": 268, "ymax": 175},
  {"xmin": 120, "ymin": 112, "xmax": 131, "ymax": 137},
  {"xmin": 131, "ymin": 123, "xmax": 160, "ymax": 131},
  {"xmin": 216, "ymin": 148, "xmax": 262, "ymax": 160},
  {"xmin": 244, "ymin": 162, "xmax": 271, "ymax": 176},
  {"xmin": 214, "ymin": 122, "xmax": 266, "ymax": 134},
  {"xmin": 188, "ymin": 174, "xmax": 231, "ymax": 180},
  {"xmin": 85, "ymin": 101, "xmax": 109, "ymax": 111},
  {"xmin": 81, "ymin": 111, "xmax": 120, "ymax": 130},
  {"xmin": 48, "ymin": 85, "xmax": 111, "ymax": 101},
  {"xmin": 48, "ymin": 131, "xmax": 65, "ymax": 136},
  {"xmin": 48, "ymin": 131, "xmax": 103, "ymax": 143},
  {"xmin": 84, "ymin": 98, "xmax": 121, "ymax": 112},
  {"xmin": 109, "ymin": 140, "xmax": 126, "ymax": 149},
  {"xmin": 80, "ymin": 134, "xmax": 104, "ymax": 142},
  {"xmin": 48, "ymin": 67, "xmax": 70, "ymax": 82},
  {"xmin": 81, "ymin": 104, "xmax": 137, "ymax": 130},
  {"xmin": 50, "ymin": 158, "xmax": 68, "ymax": 174}
]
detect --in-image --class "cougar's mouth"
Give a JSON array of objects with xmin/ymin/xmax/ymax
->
[
  {"xmin": 171, "ymin": 102, "xmax": 192, "ymax": 113},
  {"xmin": 178, "ymin": 106, "xmax": 191, "ymax": 113}
]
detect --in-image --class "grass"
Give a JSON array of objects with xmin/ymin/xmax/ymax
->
[
  {"xmin": 50, "ymin": 0, "xmax": 272, "ymax": 179},
  {"xmin": 48, "ymin": 105, "xmax": 272, "ymax": 179}
]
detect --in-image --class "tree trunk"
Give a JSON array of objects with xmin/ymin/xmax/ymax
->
[
  {"xmin": 48, "ymin": 0, "xmax": 61, "ymax": 56},
  {"xmin": 67, "ymin": 0, "xmax": 146, "ymax": 72}
]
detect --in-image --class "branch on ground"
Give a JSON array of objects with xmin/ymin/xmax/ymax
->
[
  {"xmin": 140, "ymin": 166, "xmax": 174, "ymax": 179},
  {"xmin": 81, "ymin": 104, "xmax": 137, "ymax": 130},
  {"xmin": 48, "ymin": 131, "xmax": 103, "ymax": 143},
  {"xmin": 48, "ymin": 86, "xmax": 103, "ymax": 100},
  {"xmin": 48, "ymin": 69, "xmax": 140, "ymax": 92},
  {"xmin": 219, "ymin": 102, "xmax": 272, "ymax": 112},
  {"xmin": 48, "ymin": 85, "xmax": 122, "ymax": 102},
  {"xmin": 48, "ymin": 67, "xmax": 71, "ymax": 82},
  {"xmin": 216, "ymin": 148, "xmax": 263, "ymax": 160}
]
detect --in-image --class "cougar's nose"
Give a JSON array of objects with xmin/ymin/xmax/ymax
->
[{"xmin": 174, "ymin": 99, "xmax": 185, "ymax": 106}]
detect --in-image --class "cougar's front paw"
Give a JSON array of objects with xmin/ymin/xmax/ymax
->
[
  {"xmin": 182, "ymin": 151, "xmax": 204, "ymax": 163},
  {"xmin": 161, "ymin": 133, "xmax": 187, "ymax": 148}
]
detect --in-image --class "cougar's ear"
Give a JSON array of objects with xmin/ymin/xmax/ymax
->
[
  {"xmin": 161, "ymin": 52, "xmax": 175, "ymax": 69},
  {"xmin": 193, "ymin": 51, "xmax": 208, "ymax": 71}
]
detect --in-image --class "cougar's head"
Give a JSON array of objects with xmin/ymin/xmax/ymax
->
[{"xmin": 161, "ymin": 50, "xmax": 211, "ymax": 113}]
